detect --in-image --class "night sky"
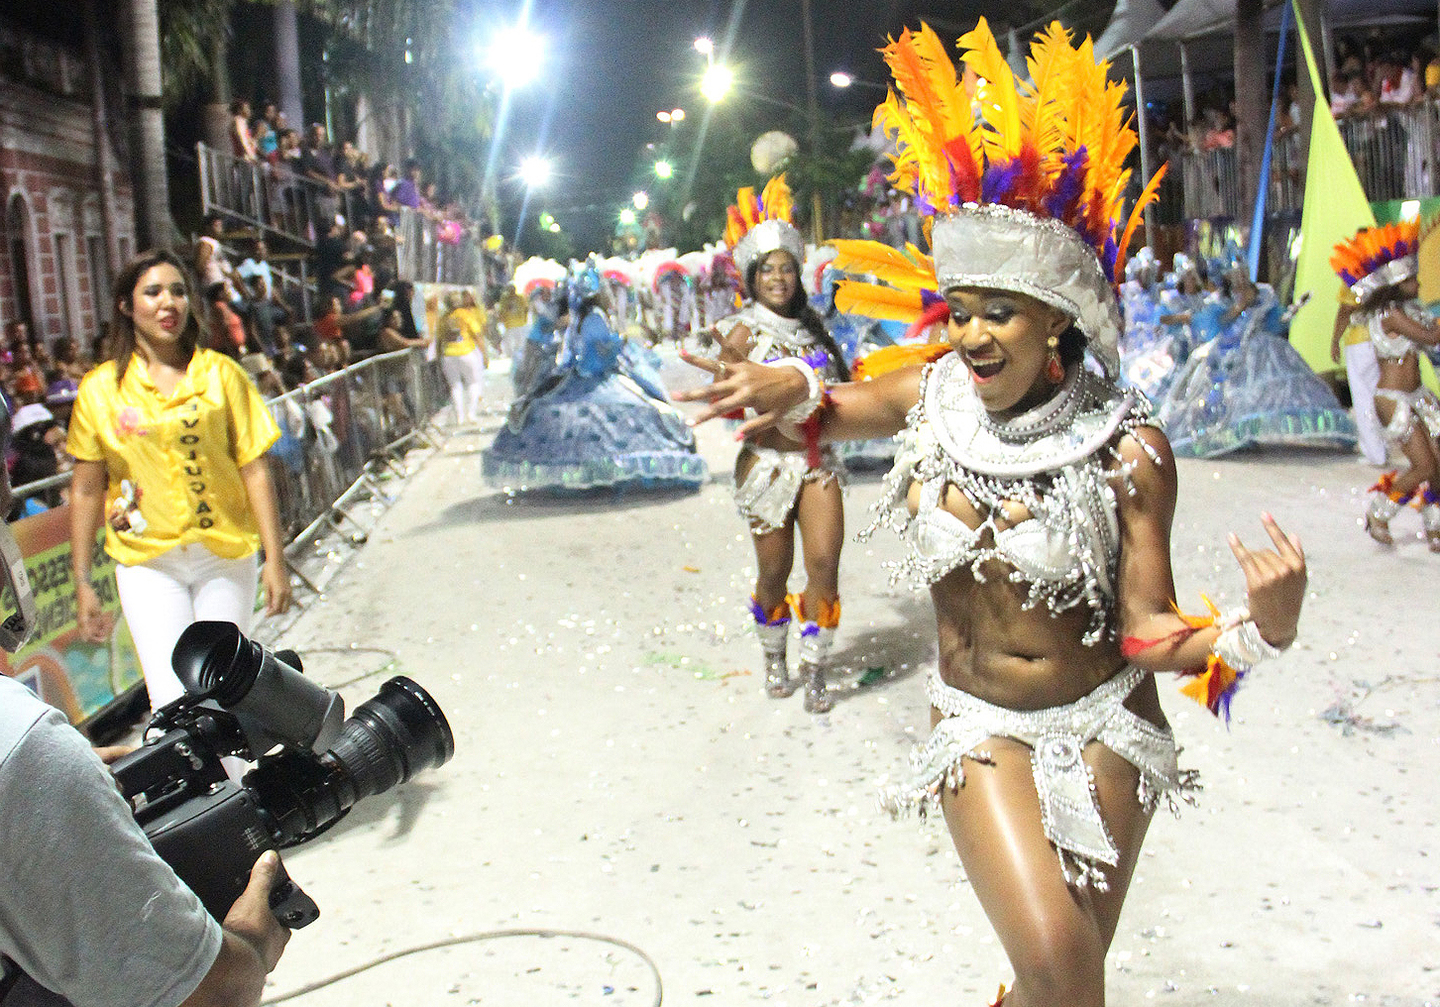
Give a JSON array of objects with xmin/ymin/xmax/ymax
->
[{"xmin": 492, "ymin": 1, "xmax": 1115, "ymax": 251}]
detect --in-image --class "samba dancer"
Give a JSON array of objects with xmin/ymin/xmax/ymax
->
[{"xmin": 680, "ymin": 22, "xmax": 1306, "ymax": 1005}]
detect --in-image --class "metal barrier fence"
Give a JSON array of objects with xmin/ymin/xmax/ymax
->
[
  {"xmin": 197, "ymin": 142, "xmax": 329, "ymax": 247},
  {"xmin": 1179, "ymin": 101, "xmax": 1440, "ymax": 221},
  {"xmin": 393, "ymin": 208, "xmax": 485, "ymax": 287},
  {"xmin": 8, "ymin": 348, "xmax": 447, "ymax": 579}
]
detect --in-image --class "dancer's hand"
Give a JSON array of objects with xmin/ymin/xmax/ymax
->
[
  {"xmin": 675, "ymin": 352, "xmax": 809, "ymax": 437},
  {"xmin": 1228, "ymin": 513, "xmax": 1306, "ymax": 649}
]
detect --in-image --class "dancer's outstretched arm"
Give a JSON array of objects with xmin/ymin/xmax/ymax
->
[{"xmin": 678, "ymin": 352, "xmax": 921, "ymax": 441}]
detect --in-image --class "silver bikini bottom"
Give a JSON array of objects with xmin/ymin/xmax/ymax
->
[
  {"xmin": 1374, "ymin": 386, "xmax": 1440, "ymax": 444},
  {"xmin": 880, "ymin": 665, "xmax": 1198, "ymax": 890},
  {"xmin": 733, "ymin": 444, "xmax": 843, "ymax": 534}
]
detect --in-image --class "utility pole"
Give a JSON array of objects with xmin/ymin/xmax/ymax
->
[{"xmin": 800, "ymin": 0, "xmax": 824, "ymax": 245}]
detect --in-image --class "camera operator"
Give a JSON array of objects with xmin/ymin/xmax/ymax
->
[
  {"xmin": 0, "ymin": 388, "xmax": 290, "ymax": 1007},
  {"xmin": 0, "ymin": 676, "xmax": 291, "ymax": 1007}
]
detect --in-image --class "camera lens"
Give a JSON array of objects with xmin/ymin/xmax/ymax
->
[{"xmin": 326, "ymin": 676, "xmax": 454, "ymax": 802}]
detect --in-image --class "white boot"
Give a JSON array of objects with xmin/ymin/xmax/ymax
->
[
  {"xmin": 757, "ymin": 619, "xmax": 796, "ymax": 697},
  {"xmin": 796, "ymin": 622, "xmax": 834, "ymax": 713}
]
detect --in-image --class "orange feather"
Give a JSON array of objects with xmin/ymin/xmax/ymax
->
[
  {"xmin": 834, "ymin": 280, "xmax": 926, "ymax": 322},
  {"xmin": 830, "ymin": 239, "xmax": 936, "ymax": 293}
]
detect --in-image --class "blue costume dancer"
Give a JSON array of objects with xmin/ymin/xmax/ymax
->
[
  {"xmin": 484, "ymin": 264, "xmax": 707, "ymax": 492},
  {"xmin": 1158, "ymin": 267, "xmax": 1357, "ymax": 457}
]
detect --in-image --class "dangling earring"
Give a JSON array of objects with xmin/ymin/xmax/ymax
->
[{"xmin": 1045, "ymin": 335, "xmax": 1064, "ymax": 384}]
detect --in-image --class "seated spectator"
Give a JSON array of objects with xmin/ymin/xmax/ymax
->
[
  {"xmin": 238, "ymin": 238, "xmax": 289, "ymax": 358},
  {"xmin": 8, "ymin": 341, "xmax": 46, "ymax": 402},
  {"xmin": 7, "ymin": 405, "xmax": 64, "ymax": 519},
  {"xmin": 206, "ymin": 280, "xmax": 250, "ymax": 358}
]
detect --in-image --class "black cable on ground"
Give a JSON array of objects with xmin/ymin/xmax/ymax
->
[{"xmin": 259, "ymin": 927, "xmax": 663, "ymax": 1005}]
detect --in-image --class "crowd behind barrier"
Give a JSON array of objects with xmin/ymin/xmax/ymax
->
[{"xmin": 1179, "ymin": 100, "xmax": 1440, "ymax": 221}]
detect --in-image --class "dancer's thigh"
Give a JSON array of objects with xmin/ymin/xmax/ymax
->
[{"xmin": 940, "ymin": 734, "xmax": 1153, "ymax": 971}]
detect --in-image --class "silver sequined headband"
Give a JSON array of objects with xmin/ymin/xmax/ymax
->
[{"xmin": 930, "ymin": 204, "xmax": 1123, "ymax": 378}]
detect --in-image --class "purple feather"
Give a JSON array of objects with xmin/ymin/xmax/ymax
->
[
  {"xmin": 919, "ymin": 289, "xmax": 943, "ymax": 308},
  {"xmin": 981, "ymin": 158, "xmax": 1023, "ymax": 204},
  {"xmin": 1100, "ymin": 235, "xmax": 1119, "ymax": 283},
  {"xmin": 749, "ymin": 597, "xmax": 789, "ymax": 625},
  {"xmin": 801, "ymin": 349, "xmax": 830, "ymax": 370},
  {"xmin": 1042, "ymin": 148, "xmax": 1088, "ymax": 222}
]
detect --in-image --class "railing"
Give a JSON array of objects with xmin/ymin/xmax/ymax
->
[
  {"xmin": 197, "ymin": 142, "xmax": 330, "ymax": 248},
  {"xmin": 9, "ymin": 348, "xmax": 447, "ymax": 566},
  {"xmin": 1178, "ymin": 101, "xmax": 1440, "ymax": 221},
  {"xmin": 198, "ymin": 142, "xmax": 490, "ymax": 293},
  {"xmin": 393, "ymin": 207, "xmax": 485, "ymax": 287}
]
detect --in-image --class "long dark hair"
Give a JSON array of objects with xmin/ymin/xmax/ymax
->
[
  {"xmin": 745, "ymin": 252, "xmax": 850, "ymax": 380},
  {"xmin": 108, "ymin": 249, "xmax": 205, "ymax": 383}
]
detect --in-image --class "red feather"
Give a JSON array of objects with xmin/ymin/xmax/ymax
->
[
  {"xmin": 1011, "ymin": 143, "xmax": 1043, "ymax": 211},
  {"xmin": 943, "ymin": 137, "xmax": 981, "ymax": 204}
]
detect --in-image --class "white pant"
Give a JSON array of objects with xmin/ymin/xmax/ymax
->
[
  {"xmin": 1346, "ymin": 340, "xmax": 1387, "ymax": 465},
  {"xmin": 114, "ymin": 544, "xmax": 258, "ymax": 710},
  {"xmin": 441, "ymin": 350, "xmax": 486, "ymax": 422}
]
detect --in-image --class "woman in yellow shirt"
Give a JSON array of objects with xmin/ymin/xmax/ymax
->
[
  {"xmin": 67, "ymin": 249, "xmax": 292, "ymax": 710},
  {"xmin": 439, "ymin": 289, "xmax": 490, "ymax": 423}
]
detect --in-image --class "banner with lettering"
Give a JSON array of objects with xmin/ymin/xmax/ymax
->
[{"xmin": 0, "ymin": 504, "xmax": 143, "ymax": 726}]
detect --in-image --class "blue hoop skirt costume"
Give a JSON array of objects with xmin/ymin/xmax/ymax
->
[
  {"xmin": 483, "ymin": 308, "xmax": 708, "ymax": 492},
  {"xmin": 1157, "ymin": 284, "xmax": 1358, "ymax": 458}
]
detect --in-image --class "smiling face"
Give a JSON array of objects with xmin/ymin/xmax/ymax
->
[
  {"xmin": 123, "ymin": 263, "xmax": 191, "ymax": 351},
  {"xmin": 753, "ymin": 250, "xmax": 800, "ymax": 314},
  {"xmin": 944, "ymin": 287, "xmax": 1072, "ymax": 417}
]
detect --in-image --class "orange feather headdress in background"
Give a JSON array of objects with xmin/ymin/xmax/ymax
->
[
  {"xmin": 1330, "ymin": 218, "xmax": 1426, "ymax": 305},
  {"xmin": 724, "ymin": 174, "xmax": 804, "ymax": 287}
]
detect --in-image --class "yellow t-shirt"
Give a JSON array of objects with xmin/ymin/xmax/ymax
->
[
  {"xmin": 67, "ymin": 348, "xmax": 281, "ymax": 565},
  {"xmin": 1337, "ymin": 285, "xmax": 1369, "ymax": 348},
  {"xmin": 443, "ymin": 305, "xmax": 486, "ymax": 357}
]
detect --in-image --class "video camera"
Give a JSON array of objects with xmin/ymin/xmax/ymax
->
[{"xmin": 110, "ymin": 621, "xmax": 454, "ymax": 928}]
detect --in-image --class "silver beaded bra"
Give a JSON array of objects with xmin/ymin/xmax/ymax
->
[
  {"xmin": 1360, "ymin": 299, "xmax": 1432, "ymax": 362},
  {"xmin": 863, "ymin": 353, "xmax": 1159, "ymax": 645},
  {"xmin": 714, "ymin": 303, "xmax": 846, "ymax": 382}
]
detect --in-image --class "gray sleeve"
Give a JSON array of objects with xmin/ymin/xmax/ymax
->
[{"xmin": 0, "ymin": 704, "xmax": 223, "ymax": 1007}]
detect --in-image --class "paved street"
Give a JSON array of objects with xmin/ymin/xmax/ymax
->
[{"xmin": 256, "ymin": 357, "xmax": 1439, "ymax": 1007}]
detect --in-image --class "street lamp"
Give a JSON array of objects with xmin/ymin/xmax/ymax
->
[
  {"xmin": 618, "ymin": 207, "xmax": 637, "ymax": 226},
  {"xmin": 654, "ymin": 159, "xmax": 674, "ymax": 180},
  {"xmin": 701, "ymin": 63, "xmax": 733, "ymax": 103},
  {"xmin": 830, "ymin": 71, "xmax": 854, "ymax": 88},
  {"xmin": 632, "ymin": 191, "xmax": 650, "ymax": 211},
  {"xmin": 518, "ymin": 155, "xmax": 553, "ymax": 189},
  {"xmin": 694, "ymin": 37, "xmax": 714, "ymax": 58},
  {"xmin": 486, "ymin": 26, "xmax": 545, "ymax": 89}
]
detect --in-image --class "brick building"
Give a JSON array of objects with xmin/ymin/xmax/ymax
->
[{"xmin": 0, "ymin": 15, "xmax": 134, "ymax": 354}]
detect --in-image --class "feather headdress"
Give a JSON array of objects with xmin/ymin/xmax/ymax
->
[
  {"xmin": 834, "ymin": 19, "xmax": 1166, "ymax": 376},
  {"xmin": 725, "ymin": 174, "xmax": 805, "ymax": 287},
  {"xmin": 1330, "ymin": 219, "xmax": 1424, "ymax": 305}
]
